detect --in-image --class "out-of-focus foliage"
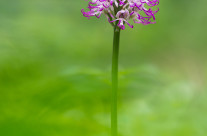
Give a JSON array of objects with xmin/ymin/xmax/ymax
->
[{"xmin": 0, "ymin": 0, "xmax": 207, "ymax": 136}]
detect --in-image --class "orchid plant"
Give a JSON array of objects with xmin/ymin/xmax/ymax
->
[{"xmin": 81, "ymin": 0, "xmax": 159, "ymax": 135}]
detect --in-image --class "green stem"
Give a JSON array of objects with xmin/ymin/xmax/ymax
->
[{"xmin": 111, "ymin": 27, "xmax": 120, "ymax": 136}]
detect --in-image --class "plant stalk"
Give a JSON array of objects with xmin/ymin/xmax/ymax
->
[{"xmin": 111, "ymin": 26, "xmax": 120, "ymax": 136}]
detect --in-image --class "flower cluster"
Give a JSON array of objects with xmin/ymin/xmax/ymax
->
[{"xmin": 81, "ymin": 0, "xmax": 159, "ymax": 30}]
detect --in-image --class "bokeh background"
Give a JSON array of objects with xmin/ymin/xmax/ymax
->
[{"xmin": 0, "ymin": 0, "xmax": 207, "ymax": 136}]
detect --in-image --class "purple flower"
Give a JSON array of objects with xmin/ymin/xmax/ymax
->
[{"xmin": 81, "ymin": 0, "xmax": 159, "ymax": 30}]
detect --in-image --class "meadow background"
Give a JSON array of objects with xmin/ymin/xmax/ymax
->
[{"xmin": 0, "ymin": 0, "xmax": 207, "ymax": 136}]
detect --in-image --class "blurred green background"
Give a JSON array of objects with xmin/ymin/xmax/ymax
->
[{"xmin": 0, "ymin": 0, "xmax": 207, "ymax": 136}]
